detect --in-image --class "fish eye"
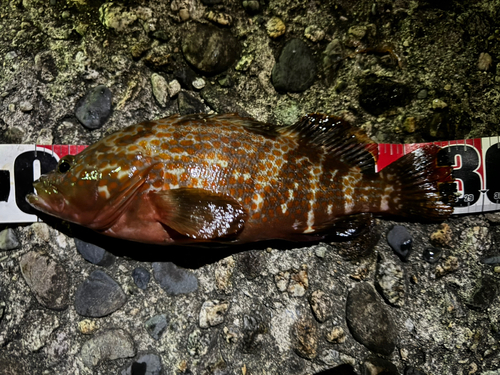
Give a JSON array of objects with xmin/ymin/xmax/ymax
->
[{"xmin": 58, "ymin": 160, "xmax": 72, "ymax": 173}]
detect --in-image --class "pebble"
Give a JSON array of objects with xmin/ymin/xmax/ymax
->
[
  {"xmin": 182, "ymin": 24, "xmax": 240, "ymax": 74},
  {"xmin": 80, "ymin": 329, "xmax": 136, "ymax": 367},
  {"xmin": 74, "ymin": 238, "xmax": 115, "ymax": 267},
  {"xmin": 325, "ymin": 326, "xmax": 346, "ymax": 344},
  {"xmin": 387, "ymin": 225, "xmax": 412, "ymax": 261},
  {"xmin": 271, "ymin": 38, "xmax": 317, "ymax": 92},
  {"xmin": 0, "ymin": 228, "xmax": 20, "ymax": 250},
  {"xmin": 375, "ymin": 257, "xmax": 406, "ymax": 307},
  {"xmin": 422, "ymin": 247, "xmax": 442, "ymax": 263},
  {"xmin": 121, "ymin": 353, "xmax": 162, "ymax": 375},
  {"xmin": 74, "ymin": 270, "xmax": 127, "ymax": 317},
  {"xmin": 478, "ymin": 52, "xmax": 493, "ymax": 71},
  {"xmin": 358, "ymin": 78, "xmax": 410, "ymax": 116},
  {"xmin": 151, "ymin": 73, "xmax": 168, "ymax": 107},
  {"xmin": 292, "ymin": 316, "xmax": 318, "ymax": 359},
  {"xmin": 78, "ymin": 319, "xmax": 100, "ymax": 335},
  {"xmin": 178, "ymin": 91, "xmax": 206, "ymax": 115},
  {"xmin": 199, "ymin": 300, "xmax": 230, "ymax": 328},
  {"xmin": 242, "ymin": 0, "xmax": 260, "ymax": 14},
  {"xmin": 430, "ymin": 223, "xmax": 452, "ymax": 247},
  {"xmin": 238, "ymin": 250, "xmax": 264, "ymax": 280},
  {"xmin": 432, "ymin": 98, "xmax": 448, "ymax": 109},
  {"xmin": 152, "ymin": 262, "xmax": 198, "ymax": 295},
  {"xmin": 466, "ymin": 275, "xmax": 498, "ymax": 311},
  {"xmin": 304, "ymin": 25, "xmax": 325, "ymax": 42},
  {"xmin": 132, "ymin": 267, "xmax": 150, "ymax": 290},
  {"xmin": 19, "ymin": 101, "xmax": 33, "ymax": 112},
  {"xmin": 308, "ymin": 290, "xmax": 332, "ymax": 322},
  {"xmin": 417, "ymin": 89, "xmax": 428, "ymax": 99},
  {"xmin": 75, "ymin": 85, "xmax": 113, "ymax": 129},
  {"xmin": 20, "ymin": 251, "xmax": 69, "ymax": 311},
  {"xmin": 99, "ymin": 3, "xmax": 138, "ymax": 32},
  {"xmin": 346, "ymin": 283, "xmax": 397, "ymax": 356},
  {"xmin": 288, "ymin": 266, "xmax": 309, "ymax": 297},
  {"xmin": 435, "ymin": 256, "xmax": 459, "ymax": 277},
  {"xmin": 214, "ymin": 256, "xmax": 235, "ymax": 293},
  {"xmin": 192, "ymin": 77, "xmax": 206, "ymax": 90},
  {"xmin": 266, "ymin": 17, "xmax": 286, "ymax": 38},
  {"xmin": 145, "ymin": 314, "xmax": 168, "ymax": 340},
  {"xmin": 206, "ymin": 10, "xmax": 233, "ymax": 26},
  {"xmin": 363, "ymin": 356, "xmax": 399, "ymax": 375},
  {"xmin": 167, "ymin": 79, "xmax": 181, "ymax": 97}
]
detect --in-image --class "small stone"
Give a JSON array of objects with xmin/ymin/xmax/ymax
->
[
  {"xmin": 435, "ymin": 256, "xmax": 459, "ymax": 277},
  {"xmin": 121, "ymin": 353, "xmax": 162, "ymax": 375},
  {"xmin": 308, "ymin": 290, "xmax": 332, "ymax": 322},
  {"xmin": 199, "ymin": 300, "xmax": 230, "ymax": 328},
  {"xmin": 266, "ymin": 17, "xmax": 286, "ymax": 38},
  {"xmin": 235, "ymin": 55, "xmax": 254, "ymax": 71},
  {"xmin": 363, "ymin": 356, "xmax": 399, "ymax": 375},
  {"xmin": 238, "ymin": 250, "xmax": 264, "ymax": 280},
  {"xmin": 182, "ymin": 24, "xmax": 240, "ymax": 74},
  {"xmin": 206, "ymin": 10, "xmax": 233, "ymax": 26},
  {"xmin": 375, "ymin": 257, "xmax": 406, "ymax": 307},
  {"xmin": 432, "ymin": 98, "xmax": 448, "ymax": 109},
  {"xmin": 403, "ymin": 117, "xmax": 416, "ymax": 133},
  {"xmin": 152, "ymin": 262, "xmax": 198, "ymax": 295},
  {"xmin": 192, "ymin": 77, "xmax": 206, "ymax": 90},
  {"xmin": 292, "ymin": 316, "xmax": 318, "ymax": 359},
  {"xmin": 132, "ymin": 267, "xmax": 150, "ymax": 290},
  {"xmin": 387, "ymin": 225, "xmax": 412, "ymax": 261},
  {"xmin": 167, "ymin": 79, "xmax": 181, "ymax": 97},
  {"xmin": 0, "ymin": 228, "xmax": 20, "ymax": 250},
  {"xmin": 422, "ymin": 247, "xmax": 442, "ymax": 263},
  {"xmin": 179, "ymin": 8, "xmax": 190, "ymax": 21},
  {"xmin": 481, "ymin": 255, "xmax": 500, "ymax": 265},
  {"xmin": 242, "ymin": 0, "xmax": 260, "ymax": 14},
  {"xmin": 466, "ymin": 275, "xmax": 498, "ymax": 311},
  {"xmin": 19, "ymin": 101, "xmax": 33, "ymax": 112},
  {"xmin": 145, "ymin": 314, "xmax": 168, "ymax": 340},
  {"xmin": 274, "ymin": 271, "xmax": 290, "ymax": 292},
  {"xmin": 215, "ymin": 256, "xmax": 235, "ymax": 293},
  {"xmin": 288, "ymin": 266, "xmax": 309, "ymax": 297},
  {"xmin": 78, "ymin": 319, "xmax": 100, "ymax": 335},
  {"xmin": 75, "ymin": 85, "xmax": 113, "ymax": 129},
  {"xmin": 272, "ymin": 38, "xmax": 316, "ymax": 93},
  {"xmin": 99, "ymin": 3, "xmax": 137, "ymax": 32},
  {"xmin": 304, "ymin": 25, "xmax": 325, "ymax": 42},
  {"xmin": 315, "ymin": 245, "xmax": 327, "ymax": 258},
  {"xmin": 478, "ymin": 52, "xmax": 493, "ymax": 71},
  {"xmin": 430, "ymin": 223, "xmax": 453, "ymax": 247},
  {"xmin": 151, "ymin": 73, "xmax": 168, "ymax": 107},
  {"xmin": 80, "ymin": 329, "xmax": 136, "ymax": 368},
  {"xmin": 74, "ymin": 238, "xmax": 115, "ymax": 267},
  {"xmin": 326, "ymin": 326, "xmax": 346, "ymax": 344},
  {"xmin": 346, "ymin": 283, "xmax": 397, "ymax": 356},
  {"xmin": 20, "ymin": 251, "xmax": 70, "ymax": 311},
  {"xmin": 74, "ymin": 270, "xmax": 127, "ymax": 317},
  {"xmin": 348, "ymin": 25, "xmax": 367, "ymax": 40},
  {"xmin": 417, "ymin": 89, "xmax": 428, "ymax": 99}
]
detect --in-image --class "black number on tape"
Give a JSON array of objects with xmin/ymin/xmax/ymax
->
[
  {"xmin": 14, "ymin": 151, "xmax": 58, "ymax": 214},
  {"xmin": 486, "ymin": 143, "xmax": 500, "ymax": 204},
  {"xmin": 446, "ymin": 145, "xmax": 481, "ymax": 207},
  {"xmin": 0, "ymin": 170, "xmax": 10, "ymax": 202}
]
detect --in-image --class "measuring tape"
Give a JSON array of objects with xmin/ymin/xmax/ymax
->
[{"xmin": 1, "ymin": 137, "xmax": 499, "ymax": 223}]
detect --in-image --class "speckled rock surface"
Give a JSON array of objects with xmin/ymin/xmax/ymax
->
[{"xmin": 1, "ymin": 1, "xmax": 500, "ymax": 374}]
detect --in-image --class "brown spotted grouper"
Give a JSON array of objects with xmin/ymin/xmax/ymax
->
[{"xmin": 26, "ymin": 113, "xmax": 455, "ymax": 245}]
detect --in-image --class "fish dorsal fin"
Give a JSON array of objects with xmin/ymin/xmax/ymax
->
[
  {"xmin": 150, "ymin": 188, "xmax": 247, "ymax": 240},
  {"xmin": 283, "ymin": 113, "xmax": 378, "ymax": 173}
]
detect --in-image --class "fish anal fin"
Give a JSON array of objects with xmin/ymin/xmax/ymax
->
[
  {"xmin": 284, "ymin": 113, "xmax": 378, "ymax": 173},
  {"xmin": 150, "ymin": 188, "xmax": 247, "ymax": 240}
]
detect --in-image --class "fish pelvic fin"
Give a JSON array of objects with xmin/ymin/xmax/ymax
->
[
  {"xmin": 379, "ymin": 144, "xmax": 456, "ymax": 221},
  {"xmin": 283, "ymin": 113, "xmax": 378, "ymax": 173}
]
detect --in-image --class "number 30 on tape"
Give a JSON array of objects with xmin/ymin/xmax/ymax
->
[{"xmin": 1, "ymin": 138, "xmax": 500, "ymax": 223}]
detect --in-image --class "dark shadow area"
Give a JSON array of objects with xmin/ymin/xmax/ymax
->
[{"xmin": 314, "ymin": 364, "xmax": 357, "ymax": 375}]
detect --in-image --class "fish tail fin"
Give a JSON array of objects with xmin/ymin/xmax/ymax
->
[{"xmin": 380, "ymin": 144, "xmax": 456, "ymax": 220}]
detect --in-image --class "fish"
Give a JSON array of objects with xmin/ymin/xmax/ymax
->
[{"xmin": 26, "ymin": 113, "xmax": 456, "ymax": 245}]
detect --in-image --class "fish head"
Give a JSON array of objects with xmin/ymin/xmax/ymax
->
[{"xmin": 26, "ymin": 144, "xmax": 151, "ymax": 229}]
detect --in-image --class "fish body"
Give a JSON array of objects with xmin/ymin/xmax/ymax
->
[{"xmin": 27, "ymin": 113, "xmax": 455, "ymax": 245}]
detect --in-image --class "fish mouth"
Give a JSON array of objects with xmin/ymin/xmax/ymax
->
[{"xmin": 26, "ymin": 178, "xmax": 65, "ymax": 215}]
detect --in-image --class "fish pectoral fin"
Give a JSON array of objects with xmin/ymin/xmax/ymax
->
[{"xmin": 150, "ymin": 188, "xmax": 247, "ymax": 240}]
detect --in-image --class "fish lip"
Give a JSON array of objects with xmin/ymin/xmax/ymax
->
[{"xmin": 25, "ymin": 179, "xmax": 64, "ymax": 215}]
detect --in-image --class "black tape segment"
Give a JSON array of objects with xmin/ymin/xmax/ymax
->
[{"xmin": 0, "ymin": 170, "xmax": 10, "ymax": 202}]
